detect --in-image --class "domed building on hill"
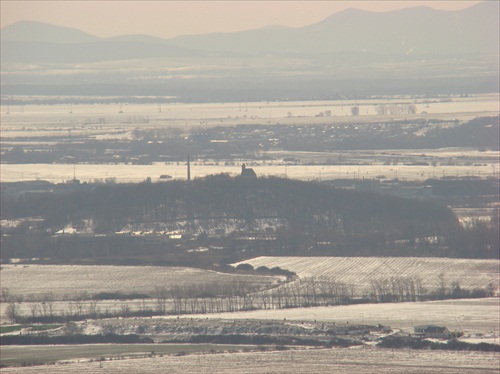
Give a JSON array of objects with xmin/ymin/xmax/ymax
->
[{"xmin": 240, "ymin": 164, "xmax": 256, "ymax": 178}]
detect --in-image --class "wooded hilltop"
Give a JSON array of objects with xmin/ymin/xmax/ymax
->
[{"xmin": 2, "ymin": 176, "xmax": 497, "ymax": 264}]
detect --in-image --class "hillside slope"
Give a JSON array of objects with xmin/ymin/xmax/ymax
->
[{"xmin": 235, "ymin": 256, "xmax": 499, "ymax": 294}]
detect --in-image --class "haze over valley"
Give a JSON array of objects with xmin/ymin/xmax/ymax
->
[
  {"xmin": 1, "ymin": 1, "xmax": 499, "ymax": 101},
  {"xmin": 0, "ymin": 1, "xmax": 499, "ymax": 372}
]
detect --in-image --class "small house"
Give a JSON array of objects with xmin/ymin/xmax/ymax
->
[{"xmin": 413, "ymin": 325, "xmax": 451, "ymax": 339}]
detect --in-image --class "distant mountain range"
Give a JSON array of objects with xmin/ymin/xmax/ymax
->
[
  {"xmin": 1, "ymin": 2, "xmax": 498, "ymax": 100},
  {"xmin": 1, "ymin": 1, "xmax": 498, "ymax": 63},
  {"xmin": 169, "ymin": 2, "xmax": 499, "ymax": 56},
  {"xmin": 0, "ymin": 21, "xmax": 205, "ymax": 63}
]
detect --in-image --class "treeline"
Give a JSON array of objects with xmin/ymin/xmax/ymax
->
[
  {"xmin": 3, "ymin": 279, "xmax": 268, "ymax": 323},
  {"xmin": 367, "ymin": 275, "xmax": 494, "ymax": 303},
  {"xmin": 0, "ymin": 333, "xmax": 153, "ymax": 346},
  {"xmin": 0, "ymin": 332, "xmax": 360, "ymax": 349},
  {"xmin": 4, "ymin": 275, "xmax": 494, "ymax": 324}
]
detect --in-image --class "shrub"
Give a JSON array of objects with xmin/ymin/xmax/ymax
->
[{"xmin": 236, "ymin": 263, "xmax": 254, "ymax": 271}]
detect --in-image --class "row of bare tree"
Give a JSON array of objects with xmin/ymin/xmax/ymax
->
[
  {"xmin": 368, "ymin": 276, "xmax": 425, "ymax": 302},
  {"xmin": 375, "ymin": 104, "xmax": 417, "ymax": 116},
  {"xmin": 4, "ymin": 275, "xmax": 495, "ymax": 323}
]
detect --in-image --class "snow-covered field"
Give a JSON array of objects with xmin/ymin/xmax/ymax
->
[
  {"xmin": 1, "ymin": 160, "xmax": 498, "ymax": 183},
  {"xmin": 2, "ymin": 258, "xmax": 498, "ymax": 323},
  {"xmin": 1, "ymin": 345, "xmax": 498, "ymax": 373},
  {"xmin": 0, "ymin": 264, "xmax": 278, "ymax": 300},
  {"xmin": 234, "ymin": 256, "xmax": 500, "ymax": 295},
  {"xmin": 2, "ymin": 94, "xmax": 498, "ymax": 128},
  {"xmin": 160, "ymin": 298, "xmax": 500, "ymax": 337}
]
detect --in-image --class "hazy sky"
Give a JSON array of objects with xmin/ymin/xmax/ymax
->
[{"xmin": 1, "ymin": 1, "xmax": 484, "ymax": 39}]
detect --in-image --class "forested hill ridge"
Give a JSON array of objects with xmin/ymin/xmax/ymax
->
[{"xmin": 3, "ymin": 175, "xmax": 495, "ymax": 261}]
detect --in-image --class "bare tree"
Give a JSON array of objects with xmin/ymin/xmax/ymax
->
[
  {"xmin": 6, "ymin": 302, "xmax": 20, "ymax": 323},
  {"xmin": 120, "ymin": 304, "xmax": 131, "ymax": 317},
  {"xmin": 28, "ymin": 295, "xmax": 40, "ymax": 319},
  {"xmin": 88, "ymin": 297, "xmax": 100, "ymax": 318},
  {"xmin": 153, "ymin": 286, "xmax": 169, "ymax": 314},
  {"xmin": 437, "ymin": 273, "xmax": 447, "ymax": 299},
  {"xmin": 376, "ymin": 105, "xmax": 388, "ymax": 116},
  {"xmin": 1, "ymin": 288, "xmax": 11, "ymax": 302},
  {"xmin": 38, "ymin": 292, "xmax": 55, "ymax": 318},
  {"xmin": 71, "ymin": 295, "xmax": 85, "ymax": 317}
]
